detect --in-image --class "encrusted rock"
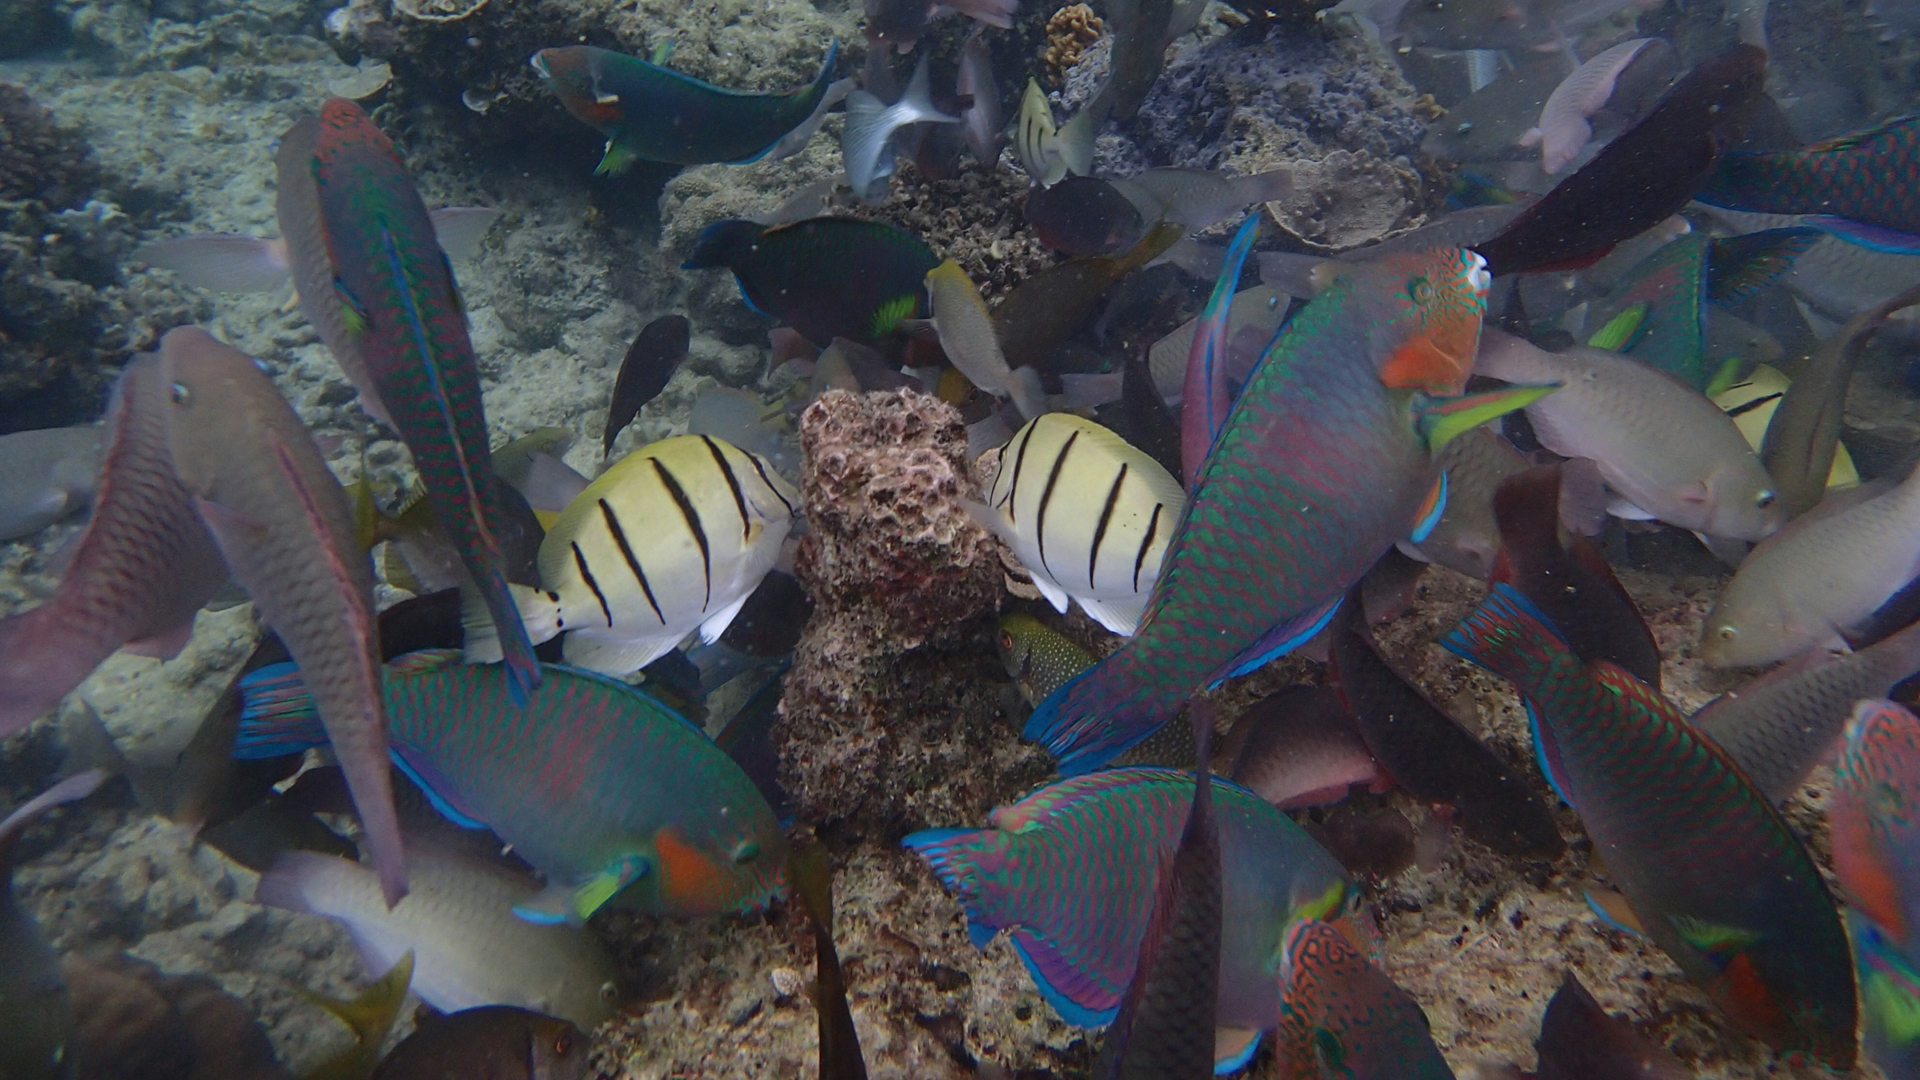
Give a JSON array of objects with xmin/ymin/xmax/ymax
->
[
  {"xmin": 1042, "ymin": 3, "xmax": 1103, "ymax": 84},
  {"xmin": 776, "ymin": 388, "xmax": 1047, "ymax": 828}
]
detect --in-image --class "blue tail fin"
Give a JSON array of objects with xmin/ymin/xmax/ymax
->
[
  {"xmin": 480, "ymin": 568, "xmax": 540, "ymax": 708},
  {"xmin": 1023, "ymin": 661, "xmax": 1176, "ymax": 777},
  {"xmin": 235, "ymin": 662, "xmax": 331, "ymax": 759}
]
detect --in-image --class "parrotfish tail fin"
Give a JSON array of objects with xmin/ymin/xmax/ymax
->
[
  {"xmin": 1409, "ymin": 471, "xmax": 1447, "ymax": 544},
  {"xmin": 809, "ymin": 39, "xmax": 840, "ymax": 96},
  {"xmin": 235, "ymin": 661, "xmax": 331, "ymax": 759},
  {"xmin": 1023, "ymin": 651, "xmax": 1184, "ymax": 775},
  {"xmin": 902, "ymin": 828, "xmax": 1001, "ymax": 948},
  {"xmin": 1587, "ymin": 302, "xmax": 1646, "ymax": 351},
  {"xmin": 1438, "ymin": 582, "xmax": 1575, "ymax": 688},
  {"xmin": 1707, "ymin": 227, "xmax": 1822, "ymax": 302},
  {"xmin": 682, "ymin": 219, "xmax": 765, "ymax": 270},
  {"xmin": 1415, "ymin": 384, "xmax": 1557, "ymax": 456},
  {"xmin": 1703, "ymin": 354, "xmax": 1746, "ymax": 399},
  {"xmin": 1214, "ymin": 1029, "xmax": 1262, "ymax": 1074},
  {"xmin": 1809, "ymin": 215, "xmax": 1920, "ymax": 255},
  {"xmin": 1182, "ymin": 213, "xmax": 1261, "ymax": 491}
]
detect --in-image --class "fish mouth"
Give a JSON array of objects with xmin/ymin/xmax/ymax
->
[
  {"xmin": 529, "ymin": 50, "xmax": 554, "ymax": 77},
  {"xmin": 1465, "ymin": 251, "xmax": 1492, "ymax": 294}
]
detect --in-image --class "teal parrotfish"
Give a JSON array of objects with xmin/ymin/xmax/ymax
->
[
  {"xmin": 1273, "ymin": 918, "xmax": 1456, "ymax": 1080},
  {"xmin": 1830, "ymin": 699, "xmax": 1920, "ymax": 1079},
  {"xmin": 236, "ymin": 649, "xmax": 785, "ymax": 926},
  {"xmin": 307, "ymin": 97, "xmax": 540, "ymax": 705},
  {"xmin": 532, "ymin": 41, "xmax": 840, "ymax": 174},
  {"xmin": 1698, "ymin": 113, "xmax": 1920, "ymax": 252},
  {"xmin": 1441, "ymin": 584, "xmax": 1857, "ymax": 1067},
  {"xmin": 1025, "ymin": 247, "xmax": 1550, "ymax": 774},
  {"xmin": 903, "ymin": 768, "xmax": 1359, "ymax": 1070},
  {"xmin": 682, "ymin": 216, "xmax": 939, "ymax": 348}
]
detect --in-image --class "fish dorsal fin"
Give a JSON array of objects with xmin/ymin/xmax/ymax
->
[
  {"xmin": 546, "ymin": 662, "xmax": 710, "ymax": 735},
  {"xmin": 1803, "ymin": 112, "xmax": 1920, "ymax": 153}
]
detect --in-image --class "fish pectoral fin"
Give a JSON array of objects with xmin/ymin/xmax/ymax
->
[
  {"xmin": 1584, "ymin": 887, "xmax": 1650, "ymax": 936},
  {"xmin": 594, "ymin": 139, "xmax": 641, "ymax": 177},
  {"xmin": 1415, "ymin": 384, "xmax": 1556, "ymax": 455},
  {"xmin": 1676, "ymin": 480, "xmax": 1712, "ymax": 507},
  {"xmin": 1587, "ymin": 302, "xmax": 1647, "ymax": 351},
  {"xmin": 331, "ymin": 277, "xmax": 370, "ymax": 335},
  {"xmin": 1409, "ymin": 470, "xmax": 1447, "ymax": 544},
  {"xmin": 512, "ymin": 882, "xmax": 586, "ymax": 926},
  {"xmin": 1669, "ymin": 913, "xmax": 1763, "ymax": 966},
  {"xmin": 195, "ymin": 497, "xmax": 269, "ymax": 541},
  {"xmin": 697, "ymin": 591, "xmax": 753, "ymax": 645},
  {"xmin": 1027, "ymin": 573, "xmax": 1072, "ymax": 616},
  {"xmin": 1076, "ymin": 595, "xmax": 1147, "ymax": 637},
  {"xmin": 567, "ymin": 857, "xmax": 654, "ymax": 921},
  {"xmin": 1213, "ymin": 1028, "xmax": 1262, "ymax": 1073}
]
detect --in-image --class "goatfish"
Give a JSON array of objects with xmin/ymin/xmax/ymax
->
[
  {"xmin": 238, "ymin": 649, "xmax": 786, "ymax": 925},
  {"xmin": 156, "ymin": 326, "xmax": 407, "ymax": 908},
  {"xmin": 1830, "ymin": 699, "xmax": 1920, "ymax": 1080},
  {"xmin": 0, "ymin": 354, "xmax": 226, "ymax": 738},
  {"xmin": 307, "ymin": 97, "xmax": 539, "ymax": 705},
  {"xmin": 254, "ymin": 840, "xmax": 620, "ymax": 1029},
  {"xmin": 925, "ymin": 260, "xmax": 1045, "ymax": 420},
  {"xmin": 1013, "ymin": 78, "xmax": 1092, "ymax": 188},
  {"xmin": 500, "ymin": 434, "xmax": 799, "ymax": 676},
  {"xmin": 1273, "ymin": 918, "xmax": 1455, "ymax": 1079},
  {"xmin": 1443, "ymin": 585, "xmax": 1857, "ymax": 1067},
  {"xmin": 903, "ymin": 767, "xmax": 1358, "ymax": 1069},
  {"xmin": 1026, "ymin": 249, "xmax": 1544, "ymax": 774},
  {"xmin": 0, "ymin": 425, "xmax": 100, "ymax": 542},
  {"xmin": 971, "ymin": 414, "xmax": 1185, "ymax": 636},
  {"xmin": 367, "ymin": 1006, "xmax": 591, "ymax": 1080},
  {"xmin": 683, "ymin": 216, "xmax": 939, "ymax": 347},
  {"xmin": 532, "ymin": 41, "xmax": 840, "ymax": 173},
  {"xmin": 1694, "ymin": 618, "xmax": 1920, "ymax": 803},
  {"xmin": 1699, "ymin": 113, "xmax": 1920, "ymax": 248},
  {"xmin": 1701, "ymin": 460, "xmax": 1920, "ymax": 668},
  {"xmin": 1473, "ymin": 329, "xmax": 1785, "ymax": 542}
]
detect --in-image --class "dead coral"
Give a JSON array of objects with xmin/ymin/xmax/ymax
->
[
  {"xmin": 1043, "ymin": 3, "xmax": 1103, "ymax": 85},
  {"xmin": 861, "ymin": 161, "xmax": 1057, "ymax": 302},
  {"xmin": 776, "ymin": 388, "xmax": 1049, "ymax": 829},
  {"xmin": 0, "ymin": 84, "xmax": 99, "ymax": 208}
]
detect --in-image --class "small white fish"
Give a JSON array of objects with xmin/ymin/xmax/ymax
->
[
  {"xmin": 254, "ymin": 844, "xmax": 619, "ymax": 1030},
  {"xmin": 133, "ymin": 206, "xmax": 501, "ymax": 294},
  {"xmin": 1012, "ymin": 78, "xmax": 1092, "ymax": 188},
  {"xmin": 1108, "ymin": 167, "xmax": 1294, "ymax": 231},
  {"xmin": 0, "ymin": 425, "xmax": 101, "ymax": 541},
  {"xmin": 968, "ymin": 414, "xmax": 1184, "ymax": 635},
  {"xmin": 524, "ymin": 434, "xmax": 800, "ymax": 675},
  {"xmin": 841, "ymin": 56, "xmax": 959, "ymax": 201},
  {"xmin": 1523, "ymin": 38, "xmax": 1655, "ymax": 174}
]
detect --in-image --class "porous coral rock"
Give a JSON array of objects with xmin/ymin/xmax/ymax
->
[
  {"xmin": 777, "ymin": 388, "xmax": 1048, "ymax": 829},
  {"xmin": 1042, "ymin": 3, "xmax": 1103, "ymax": 84}
]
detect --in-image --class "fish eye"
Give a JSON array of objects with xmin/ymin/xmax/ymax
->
[
  {"xmin": 555, "ymin": 1030, "xmax": 575, "ymax": 1054},
  {"xmin": 169, "ymin": 383, "xmax": 190, "ymax": 406},
  {"xmin": 1717, "ymin": 626, "xmax": 1738, "ymax": 641},
  {"xmin": 999, "ymin": 632, "xmax": 1014, "ymax": 650},
  {"xmin": 732, "ymin": 839, "xmax": 761, "ymax": 863},
  {"xmin": 1407, "ymin": 276, "xmax": 1434, "ymax": 304},
  {"xmin": 600, "ymin": 980, "xmax": 619, "ymax": 1002},
  {"xmin": 1756, "ymin": 490, "xmax": 1776, "ymax": 509},
  {"xmin": 1455, "ymin": 121, "xmax": 1473, "ymax": 135}
]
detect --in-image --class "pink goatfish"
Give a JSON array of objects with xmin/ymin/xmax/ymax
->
[
  {"xmin": 0, "ymin": 352, "xmax": 225, "ymax": 737},
  {"xmin": 156, "ymin": 326, "xmax": 406, "ymax": 906}
]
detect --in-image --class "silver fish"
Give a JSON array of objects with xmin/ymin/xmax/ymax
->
[
  {"xmin": 1474, "ymin": 329, "xmax": 1786, "ymax": 542},
  {"xmin": 0, "ymin": 425, "xmax": 101, "ymax": 542},
  {"xmin": 1109, "ymin": 167, "xmax": 1294, "ymax": 232}
]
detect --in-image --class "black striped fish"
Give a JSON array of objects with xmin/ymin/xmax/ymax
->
[
  {"xmin": 970, "ymin": 415, "xmax": 1184, "ymax": 636},
  {"xmin": 528, "ymin": 435, "xmax": 800, "ymax": 675}
]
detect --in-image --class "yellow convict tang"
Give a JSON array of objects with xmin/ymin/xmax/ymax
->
[
  {"xmin": 531, "ymin": 434, "xmax": 800, "ymax": 675},
  {"xmin": 970, "ymin": 414, "xmax": 1184, "ymax": 636}
]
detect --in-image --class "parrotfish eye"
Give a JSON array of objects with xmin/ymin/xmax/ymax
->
[
  {"xmin": 169, "ymin": 383, "xmax": 191, "ymax": 406},
  {"xmin": 732, "ymin": 839, "xmax": 761, "ymax": 864},
  {"xmin": 554, "ymin": 1029, "xmax": 574, "ymax": 1055},
  {"xmin": 1756, "ymin": 490, "xmax": 1776, "ymax": 509},
  {"xmin": 600, "ymin": 980, "xmax": 619, "ymax": 1002},
  {"xmin": 1407, "ymin": 276, "xmax": 1434, "ymax": 304},
  {"xmin": 1716, "ymin": 626, "xmax": 1738, "ymax": 642}
]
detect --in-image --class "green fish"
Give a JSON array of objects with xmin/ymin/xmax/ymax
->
[{"xmin": 682, "ymin": 216, "xmax": 938, "ymax": 348}]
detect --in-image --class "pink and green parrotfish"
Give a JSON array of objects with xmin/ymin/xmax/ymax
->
[
  {"xmin": 1274, "ymin": 919, "xmax": 1455, "ymax": 1079},
  {"xmin": 1026, "ymin": 247, "xmax": 1551, "ymax": 774},
  {"xmin": 1698, "ymin": 113, "xmax": 1920, "ymax": 253},
  {"xmin": 1442, "ymin": 584, "xmax": 1857, "ymax": 1068},
  {"xmin": 155, "ymin": 326, "xmax": 407, "ymax": 907},
  {"xmin": 1830, "ymin": 699, "xmax": 1920, "ymax": 1079},
  {"xmin": 904, "ymin": 767, "xmax": 1360, "ymax": 1071},
  {"xmin": 307, "ymin": 97, "xmax": 539, "ymax": 705},
  {"xmin": 0, "ymin": 352, "xmax": 226, "ymax": 738},
  {"xmin": 235, "ymin": 649, "xmax": 784, "ymax": 925}
]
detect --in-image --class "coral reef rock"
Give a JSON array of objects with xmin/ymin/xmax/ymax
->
[
  {"xmin": 777, "ymin": 388, "xmax": 1047, "ymax": 829},
  {"xmin": 1043, "ymin": 3, "xmax": 1103, "ymax": 84}
]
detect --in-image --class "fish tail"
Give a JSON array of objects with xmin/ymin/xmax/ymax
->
[
  {"xmin": 1022, "ymin": 651, "xmax": 1181, "ymax": 775},
  {"xmin": 1438, "ymin": 582, "xmax": 1575, "ymax": 688},
  {"xmin": 1182, "ymin": 213, "xmax": 1260, "ymax": 489},
  {"xmin": 235, "ymin": 661, "xmax": 331, "ymax": 758},
  {"xmin": 901, "ymin": 828, "xmax": 1000, "ymax": 948}
]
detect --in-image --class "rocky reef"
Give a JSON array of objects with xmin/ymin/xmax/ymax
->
[{"xmin": 777, "ymin": 388, "xmax": 1049, "ymax": 830}]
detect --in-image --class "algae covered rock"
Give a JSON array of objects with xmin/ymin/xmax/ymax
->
[{"xmin": 777, "ymin": 388, "xmax": 1048, "ymax": 829}]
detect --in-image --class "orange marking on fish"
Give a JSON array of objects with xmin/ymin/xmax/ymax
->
[
  {"xmin": 1378, "ymin": 330, "xmax": 1473, "ymax": 396},
  {"xmin": 1832, "ymin": 809, "xmax": 1908, "ymax": 940},
  {"xmin": 1717, "ymin": 950, "xmax": 1792, "ymax": 1042},
  {"xmin": 656, "ymin": 826, "xmax": 730, "ymax": 915}
]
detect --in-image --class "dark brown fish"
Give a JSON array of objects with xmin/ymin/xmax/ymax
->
[
  {"xmin": 1026, "ymin": 176, "xmax": 1145, "ymax": 257},
  {"xmin": 1474, "ymin": 45, "xmax": 1767, "ymax": 276},
  {"xmin": 370, "ymin": 1006, "xmax": 590, "ymax": 1080},
  {"xmin": 1535, "ymin": 971, "xmax": 1690, "ymax": 1080},
  {"xmin": 1491, "ymin": 464, "xmax": 1662, "ymax": 690},
  {"xmin": 788, "ymin": 837, "xmax": 868, "ymax": 1080},
  {"xmin": 63, "ymin": 951, "xmax": 289, "ymax": 1080},
  {"xmin": 1328, "ymin": 601, "xmax": 1565, "ymax": 858},
  {"xmin": 995, "ymin": 220, "xmax": 1185, "ymax": 373},
  {"xmin": 604, "ymin": 314, "xmax": 691, "ymax": 458},
  {"xmin": 1220, "ymin": 686, "xmax": 1384, "ymax": 810}
]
